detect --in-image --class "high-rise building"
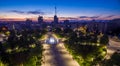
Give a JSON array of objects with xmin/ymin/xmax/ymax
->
[
  {"xmin": 26, "ymin": 19, "xmax": 32, "ymax": 26},
  {"xmin": 54, "ymin": 6, "xmax": 58, "ymax": 24},
  {"xmin": 38, "ymin": 16, "xmax": 43, "ymax": 24},
  {"xmin": 64, "ymin": 20, "xmax": 69, "ymax": 24}
]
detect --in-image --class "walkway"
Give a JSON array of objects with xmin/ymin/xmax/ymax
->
[{"xmin": 41, "ymin": 43, "xmax": 79, "ymax": 66}]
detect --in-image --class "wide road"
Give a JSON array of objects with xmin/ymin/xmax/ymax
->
[
  {"xmin": 105, "ymin": 38, "xmax": 120, "ymax": 59},
  {"xmin": 41, "ymin": 43, "xmax": 79, "ymax": 66}
]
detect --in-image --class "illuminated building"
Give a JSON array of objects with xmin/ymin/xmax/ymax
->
[{"xmin": 38, "ymin": 16, "xmax": 43, "ymax": 24}]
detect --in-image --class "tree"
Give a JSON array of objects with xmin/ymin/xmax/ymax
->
[{"xmin": 100, "ymin": 35, "xmax": 109, "ymax": 45}]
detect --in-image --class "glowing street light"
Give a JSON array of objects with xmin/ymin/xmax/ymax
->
[
  {"xmin": 49, "ymin": 37, "xmax": 55, "ymax": 43},
  {"xmin": 46, "ymin": 37, "xmax": 58, "ymax": 44}
]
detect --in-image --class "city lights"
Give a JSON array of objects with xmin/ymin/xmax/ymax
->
[{"xmin": 49, "ymin": 37, "xmax": 55, "ymax": 43}]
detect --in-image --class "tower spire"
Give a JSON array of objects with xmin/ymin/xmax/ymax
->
[
  {"xmin": 54, "ymin": 6, "xmax": 58, "ymax": 23},
  {"xmin": 55, "ymin": 6, "xmax": 57, "ymax": 15}
]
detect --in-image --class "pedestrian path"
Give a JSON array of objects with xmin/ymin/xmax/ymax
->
[{"xmin": 41, "ymin": 44, "xmax": 79, "ymax": 66}]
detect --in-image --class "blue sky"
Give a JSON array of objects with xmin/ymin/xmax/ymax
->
[{"xmin": 0, "ymin": 0, "xmax": 120, "ymax": 20}]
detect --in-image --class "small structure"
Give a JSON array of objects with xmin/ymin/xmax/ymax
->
[{"xmin": 45, "ymin": 37, "xmax": 58, "ymax": 44}]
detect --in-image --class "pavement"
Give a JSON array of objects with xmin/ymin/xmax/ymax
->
[
  {"xmin": 105, "ymin": 38, "xmax": 120, "ymax": 59},
  {"xmin": 109, "ymin": 38, "xmax": 120, "ymax": 48},
  {"xmin": 41, "ymin": 43, "xmax": 79, "ymax": 66}
]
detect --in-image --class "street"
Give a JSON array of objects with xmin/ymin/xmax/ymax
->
[
  {"xmin": 41, "ymin": 43, "xmax": 79, "ymax": 66},
  {"xmin": 105, "ymin": 38, "xmax": 120, "ymax": 59}
]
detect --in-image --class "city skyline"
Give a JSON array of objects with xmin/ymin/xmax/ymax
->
[{"xmin": 0, "ymin": 0, "xmax": 120, "ymax": 21}]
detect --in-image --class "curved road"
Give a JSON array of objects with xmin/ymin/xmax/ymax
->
[{"xmin": 105, "ymin": 38, "xmax": 120, "ymax": 59}]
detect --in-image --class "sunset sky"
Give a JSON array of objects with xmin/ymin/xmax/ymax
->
[{"xmin": 0, "ymin": 0, "xmax": 120, "ymax": 21}]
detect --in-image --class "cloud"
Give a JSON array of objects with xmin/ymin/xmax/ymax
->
[
  {"xmin": 106, "ymin": 15, "xmax": 115, "ymax": 18},
  {"xmin": 10, "ymin": 10, "xmax": 25, "ymax": 14},
  {"xmin": 0, "ymin": 18, "xmax": 17, "ymax": 21},
  {"xmin": 90, "ymin": 16, "xmax": 99, "ymax": 18},
  {"xmin": 79, "ymin": 16, "xmax": 89, "ymax": 18},
  {"xmin": 79, "ymin": 16, "xmax": 99, "ymax": 19},
  {"xmin": 10, "ymin": 10, "xmax": 45, "ymax": 15},
  {"xmin": 27, "ymin": 10, "xmax": 45, "ymax": 15}
]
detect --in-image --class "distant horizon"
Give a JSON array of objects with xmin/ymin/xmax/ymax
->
[
  {"xmin": 0, "ymin": 15, "xmax": 120, "ymax": 22},
  {"xmin": 0, "ymin": 0, "xmax": 120, "ymax": 22}
]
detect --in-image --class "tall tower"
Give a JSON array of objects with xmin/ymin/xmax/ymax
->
[
  {"xmin": 38, "ymin": 16, "xmax": 43, "ymax": 24},
  {"xmin": 54, "ymin": 6, "xmax": 58, "ymax": 24},
  {"xmin": 55, "ymin": 6, "xmax": 57, "ymax": 16}
]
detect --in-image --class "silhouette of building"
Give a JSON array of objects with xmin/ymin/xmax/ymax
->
[
  {"xmin": 64, "ymin": 20, "xmax": 71, "ymax": 28},
  {"xmin": 64, "ymin": 20, "xmax": 69, "ymax": 24},
  {"xmin": 38, "ymin": 16, "xmax": 43, "ymax": 24},
  {"xmin": 26, "ymin": 19, "xmax": 32, "ymax": 25},
  {"xmin": 25, "ymin": 19, "xmax": 32, "ymax": 30},
  {"xmin": 54, "ymin": 6, "xmax": 58, "ymax": 24}
]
